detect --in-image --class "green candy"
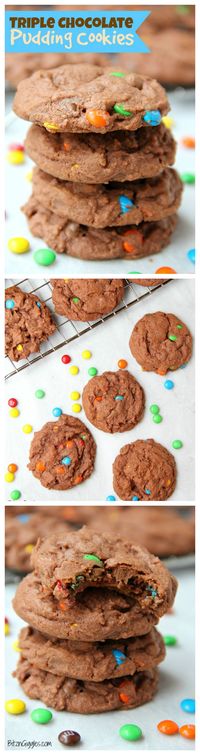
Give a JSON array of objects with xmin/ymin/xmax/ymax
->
[
  {"xmin": 176, "ymin": 5, "xmax": 189, "ymax": 14},
  {"xmin": 150, "ymin": 404, "xmax": 159, "ymax": 415},
  {"xmin": 88, "ymin": 367, "xmax": 98, "ymax": 376},
  {"xmin": 181, "ymin": 172, "xmax": 195, "ymax": 184},
  {"xmin": 34, "ymin": 248, "xmax": 56, "ymax": 266},
  {"xmin": 168, "ymin": 334, "xmax": 177, "ymax": 341},
  {"xmin": 31, "ymin": 708, "xmax": 53, "ymax": 724},
  {"xmin": 119, "ymin": 724, "xmax": 142, "ymax": 742},
  {"xmin": 128, "ymin": 271, "xmax": 141, "ymax": 274},
  {"xmin": 10, "ymin": 490, "xmax": 21, "ymax": 500},
  {"xmin": 172, "ymin": 439, "xmax": 183, "ymax": 449},
  {"xmin": 153, "ymin": 414, "xmax": 163, "ymax": 424},
  {"xmin": 83, "ymin": 554, "xmax": 103, "ymax": 566},
  {"xmin": 113, "ymin": 103, "xmax": 132, "ymax": 117},
  {"xmin": 110, "ymin": 72, "xmax": 125, "ymax": 78},
  {"xmin": 163, "ymin": 634, "xmax": 177, "ymax": 646},
  {"xmin": 72, "ymin": 297, "xmax": 80, "ymax": 303},
  {"xmin": 177, "ymin": 324, "xmax": 183, "ymax": 329},
  {"xmin": 35, "ymin": 389, "xmax": 45, "ymax": 399}
]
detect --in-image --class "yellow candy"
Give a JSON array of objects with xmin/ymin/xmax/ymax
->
[
  {"xmin": 162, "ymin": 115, "xmax": 174, "ymax": 129},
  {"xmin": 22, "ymin": 424, "xmax": 33, "ymax": 434},
  {"xmin": 72, "ymin": 403, "xmax": 82, "ymax": 413},
  {"xmin": 24, "ymin": 543, "xmax": 34, "ymax": 553},
  {"xmin": 70, "ymin": 391, "xmax": 80, "ymax": 400},
  {"xmin": 25, "ymin": 170, "xmax": 33, "ymax": 181},
  {"xmin": 7, "ymin": 150, "xmax": 24, "ymax": 165},
  {"xmin": 69, "ymin": 366, "xmax": 79, "ymax": 375},
  {"xmin": 82, "ymin": 350, "xmax": 92, "ymax": 360},
  {"xmin": 8, "ymin": 237, "xmax": 30, "ymax": 254},
  {"xmin": 43, "ymin": 121, "xmax": 58, "ymax": 131},
  {"xmin": 12, "ymin": 640, "xmax": 21, "ymax": 652},
  {"xmin": 5, "ymin": 699, "xmax": 26, "ymax": 715},
  {"xmin": 4, "ymin": 623, "xmax": 10, "ymax": 636},
  {"xmin": 16, "ymin": 344, "xmax": 23, "ymax": 352},
  {"xmin": 5, "ymin": 472, "xmax": 14, "ymax": 483},
  {"xmin": 9, "ymin": 408, "xmax": 20, "ymax": 418}
]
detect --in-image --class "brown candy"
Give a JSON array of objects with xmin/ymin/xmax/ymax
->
[{"xmin": 58, "ymin": 730, "xmax": 81, "ymax": 746}]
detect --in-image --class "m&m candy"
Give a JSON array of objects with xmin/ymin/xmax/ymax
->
[
  {"xmin": 157, "ymin": 720, "xmax": 179, "ymax": 735},
  {"xmin": 5, "ymin": 699, "xmax": 26, "ymax": 715},
  {"xmin": 8, "ymin": 237, "xmax": 30, "ymax": 254},
  {"xmin": 31, "ymin": 708, "xmax": 53, "ymax": 724},
  {"xmin": 180, "ymin": 698, "xmax": 195, "ymax": 714},
  {"xmin": 34, "ymin": 248, "xmax": 56, "ymax": 266},
  {"xmin": 143, "ymin": 109, "xmax": 161, "ymax": 126},
  {"xmin": 119, "ymin": 724, "xmax": 142, "ymax": 741},
  {"xmin": 179, "ymin": 724, "xmax": 195, "ymax": 739}
]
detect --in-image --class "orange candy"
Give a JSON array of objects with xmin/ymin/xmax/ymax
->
[
  {"xmin": 56, "ymin": 466, "xmax": 65, "ymax": 475},
  {"xmin": 86, "ymin": 109, "xmax": 110, "ymax": 128},
  {"xmin": 66, "ymin": 440, "xmax": 74, "ymax": 449},
  {"xmin": 59, "ymin": 601, "xmax": 67, "ymax": 611},
  {"xmin": 74, "ymin": 475, "xmax": 83, "ymax": 485},
  {"xmin": 157, "ymin": 720, "xmax": 179, "ymax": 736},
  {"xmin": 8, "ymin": 463, "xmax": 18, "ymax": 473},
  {"xmin": 181, "ymin": 136, "xmax": 195, "ymax": 149},
  {"xmin": 118, "ymin": 359, "xmax": 128, "ymax": 369},
  {"xmin": 119, "ymin": 692, "xmax": 129, "ymax": 704},
  {"xmin": 155, "ymin": 266, "xmax": 176, "ymax": 274},
  {"xmin": 123, "ymin": 229, "xmax": 143, "ymax": 254},
  {"xmin": 63, "ymin": 142, "xmax": 71, "ymax": 151},
  {"xmin": 157, "ymin": 369, "xmax": 166, "ymax": 376},
  {"xmin": 179, "ymin": 724, "xmax": 195, "ymax": 740},
  {"xmin": 94, "ymin": 396, "xmax": 103, "ymax": 402},
  {"xmin": 36, "ymin": 461, "xmax": 45, "ymax": 472}
]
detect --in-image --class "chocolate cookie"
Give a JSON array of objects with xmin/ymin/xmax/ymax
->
[
  {"xmin": 5, "ymin": 285, "xmax": 55, "ymax": 362},
  {"xmin": 31, "ymin": 526, "xmax": 177, "ymax": 614},
  {"xmin": 14, "ymin": 658, "xmax": 158, "ymax": 713},
  {"xmin": 50, "ymin": 278, "xmax": 124, "ymax": 321},
  {"xmin": 5, "ymin": 512, "xmax": 71, "ymax": 573},
  {"xmin": 113, "ymin": 439, "xmax": 176, "ymax": 501},
  {"xmin": 90, "ymin": 506, "xmax": 195, "ymax": 559},
  {"xmin": 18, "ymin": 625, "xmax": 165, "ymax": 682},
  {"xmin": 28, "ymin": 414, "xmax": 96, "ymax": 490},
  {"xmin": 82, "ymin": 370, "xmax": 144, "ymax": 433},
  {"xmin": 13, "ymin": 574, "xmax": 157, "ymax": 641},
  {"xmin": 13, "ymin": 64, "xmax": 169, "ymax": 133},
  {"xmin": 22, "ymin": 197, "xmax": 177, "ymax": 260},
  {"xmin": 144, "ymin": 5, "xmax": 195, "ymax": 31},
  {"xmin": 6, "ymin": 52, "xmax": 109, "ymax": 88},
  {"xmin": 129, "ymin": 311, "xmax": 192, "ymax": 373},
  {"xmin": 25, "ymin": 123, "xmax": 176, "ymax": 183},
  {"xmin": 117, "ymin": 29, "xmax": 195, "ymax": 88},
  {"xmin": 32, "ymin": 167, "xmax": 182, "ymax": 228}
]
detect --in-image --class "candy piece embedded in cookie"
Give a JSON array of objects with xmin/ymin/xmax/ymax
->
[
  {"xmin": 31, "ymin": 167, "xmax": 182, "ymax": 228},
  {"xmin": 50, "ymin": 278, "xmax": 124, "ymax": 321},
  {"xmin": 5, "ymin": 285, "xmax": 55, "ymax": 362},
  {"xmin": 25, "ymin": 123, "xmax": 176, "ymax": 184},
  {"xmin": 31, "ymin": 526, "xmax": 177, "ymax": 615},
  {"xmin": 18, "ymin": 625, "xmax": 165, "ymax": 682},
  {"xmin": 82, "ymin": 370, "xmax": 144, "ymax": 433},
  {"xmin": 28, "ymin": 414, "xmax": 96, "ymax": 490},
  {"xmin": 113, "ymin": 439, "xmax": 176, "ymax": 501},
  {"xmin": 13, "ymin": 65, "xmax": 169, "ymax": 133},
  {"xmin": 22, "ymin": 197, "xmax": 177, "ymax": 260},
  {"xmin": 14, "ymin": 657, "xmax": 159, "ymax": 713},
  {"xmin": 129, "ymin": 311, "xmax": 192, "ymax": 373}
]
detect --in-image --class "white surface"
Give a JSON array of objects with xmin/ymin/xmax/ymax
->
[
  {"xmin": 5, "ymin": 278, "xmax": 195, "ymax": 502},
  {"xmin": 5, "ymin": 566, "xmax": 195, "ymax": 750},
  {"xmin": 5, "ymin": 89, "xmax": 195, "ymax": 276}
]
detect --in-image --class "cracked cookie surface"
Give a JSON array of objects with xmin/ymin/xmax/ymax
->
[
  {"xmin": 129, "ymin": 311, "xmax": 192, "ymax": 373},
  {"xmin": 82, "ymin": 370, "xmax": 144, "ymax": 433},
  {"xmin": 113, "ymin": 438, "xmax": 176, "ymax": 501},
  {"xmin": 5, "ymin": 285, "xmax": 55, "ymax": 361},
  {"xmin": 28, "ymin": 414, "xmax": 96, "ymax": 490}
]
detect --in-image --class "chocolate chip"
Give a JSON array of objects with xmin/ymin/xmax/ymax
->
[{"xmin": 58, "ymin": 730, "xmax": 81, "ymax": 746}]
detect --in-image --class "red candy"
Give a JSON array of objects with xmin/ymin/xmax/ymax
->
[
  {"xmin": 8, "ymin": 398, "xmax": 18, "ymax": 407},
  {"xmin": 61, "ymin": 355, "xmax": 71, "ymax": 364},
  {"xmin": 9, "ymin": 143, "xmax": 24, "ymax": 152}
]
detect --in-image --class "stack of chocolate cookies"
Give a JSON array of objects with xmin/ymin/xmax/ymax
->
[
  {"xmin": 13, "ymin": 64, "xmax": 182, "ymax": 262},
  {"xmin": 13, "ymin": 527, "xmax": 177, "ymax": 713}
]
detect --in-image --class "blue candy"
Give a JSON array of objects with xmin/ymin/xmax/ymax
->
[
  {"xmin": 17, "ymin": 514, "xmax": 30, "ymax": 523},
  {"xmin": 5, "ymin": 299, "xmax": 15, "ymax": 309},
  {"xmin": 36, "ymin": 301, "xmax": 42, "ymax": 308},
  {"xmin": 119, "ymin": 195, "xmax": 134, "ymax": 214},
  {"xmin": 52, "ymin": 407, "xmax": 62, "ymax": 417},
  {"xmin": 164, "ymin": 379, "xmax": 174, "ymax": 390},
  {"xmin": 145, "ymin": 488, "xmax": 151, "ymax": 495},
  {"xmin": 112, "ymin": 649, "xmax": 127, "ymax": 666},
  {"xmin": 132, "ymin": 496, "xmax": 139, "ymax": 501},
  {"xmin": 106, "ymin": 495, "xmax": 116, "ymax": 501},
  {"xmin": 147, "ymin": 586, "xmax": 157, "ymax": 597},
  {"xmin": 187, "ymin": 248, "xmax": 195, "ymax": 264},
  {"xmin": 115, "ymin": 395, "xmax": 124, "ymax": 401},
  {"xmin": 180, "ymin": 698, "xmax": 195, "ymax": 714},
  {"xmin": 62, "ymin": 456, "xmax": 71, "ymax": 466},
  {"xmin": 143, "ymin": 109, "xmax": 161, "ymax": 126}
]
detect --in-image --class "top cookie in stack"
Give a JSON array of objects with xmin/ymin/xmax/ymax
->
[{"xmin": 13, "ymin": 64, "xmax": 182, "ymax": 261}]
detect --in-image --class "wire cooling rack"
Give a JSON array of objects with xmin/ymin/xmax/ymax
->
[{"xmin": 5, "ymin": 278, "xmax": 172, "ymax": 380}]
